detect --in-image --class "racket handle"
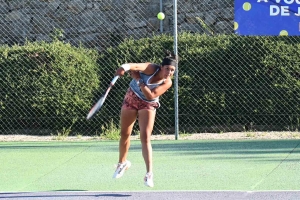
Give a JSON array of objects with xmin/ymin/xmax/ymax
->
[{"xmin": 111, "ymin": 76, "xmax": 119, "ymax": 85}]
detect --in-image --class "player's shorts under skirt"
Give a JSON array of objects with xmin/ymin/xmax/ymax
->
[{"xmin": 122, "ymin": 88, "xmax": 160, "ymax": 111}]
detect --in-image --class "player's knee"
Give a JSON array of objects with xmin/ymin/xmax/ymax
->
[
  {"xmin": 140, "ymin": 133, "xmax": 151, "ymax": 144},
  {"xmin": 120, "ymin": 131, "xmax": 131, "ymax": 139}
]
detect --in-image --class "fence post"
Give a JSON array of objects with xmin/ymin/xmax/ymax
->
[
  {"xmin": 160, "ymin": 0, "xmax": 163, "ymax": 33},
  {"xmin": 173, "ymin": 0, "xmax": 179, "ymax": 140}
]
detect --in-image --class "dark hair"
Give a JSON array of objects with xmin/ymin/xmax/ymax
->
[{"xmin": 161, "ymin": 50, "xmax": 179, "ymax": 66}]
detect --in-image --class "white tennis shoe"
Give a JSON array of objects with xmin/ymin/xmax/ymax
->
[
  {"xmin": 144, "ymin": 172, "xmax": 154, "ymax": 187},
  {"xmin": 112, "ymin": 160, "xmax": 131, "ymax": 179}
]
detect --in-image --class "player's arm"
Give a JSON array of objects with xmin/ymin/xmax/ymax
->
[
  {"xmin": 139, "ymin": 78, "xmax": 172, "ymax": 100},
  {"xmin": 116, "ymin": 63, "xmax": 157, "ymax": 76}
]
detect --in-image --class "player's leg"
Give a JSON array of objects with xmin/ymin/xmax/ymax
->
[
  {"xmin": 138, "ymin": 109, "xmax": 156, "ymax": 187},
  {"xmin": 119, "ymin": 108, "xmax": 137, "ymax": 163},
  {"xmin": 113, "ymin": 107, "xmax": 137, "ymax": 179}
]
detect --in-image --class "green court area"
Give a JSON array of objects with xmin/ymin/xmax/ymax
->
[{"xmin": 0, "ymin": 139, "xmax": 299, "ymax": 192}]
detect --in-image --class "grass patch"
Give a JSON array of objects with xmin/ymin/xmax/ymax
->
[
  {"xmin": 101, "ymin": 119, "xmax": 120, "ymax": 140},
  {"xmin": 246, "ymin": 132, "xmax": 256, "ymax": 138},
  {"xmin": 179, "ymin": 131, "xmax": 192, "ymax": 138}
]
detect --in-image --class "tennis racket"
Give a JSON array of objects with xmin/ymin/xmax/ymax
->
[{"xmin": 86, "ymin": 76, "xmax": 119, "ymax": 120}]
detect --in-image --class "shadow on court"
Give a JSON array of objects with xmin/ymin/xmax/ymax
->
[
  {"xmin": 1, "ymin": 191, "xmax": 300, "ymax": 200},
  {"xmin": 151, "ymin": 140, "xmax": 300, "ymax": 152},
  {"xmin": 150, "ymin": 140, "xmax": 300, "ymax": 159},
  {"xmin": 0, "ymin": 192, "xmax": 131, "ymax": 199}
]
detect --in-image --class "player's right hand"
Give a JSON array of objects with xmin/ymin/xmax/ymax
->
[{"xmin": 115, "ymin": 67, "xmax": 126, "ymax": 76}]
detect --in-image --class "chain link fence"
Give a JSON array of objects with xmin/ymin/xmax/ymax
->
[{"xmin": 0, "ymin": 0, "xmax": 299, "ymax": 137}]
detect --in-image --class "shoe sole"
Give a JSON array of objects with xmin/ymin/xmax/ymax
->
[{"xmin": 144, "ymin": 182, "xmax": 154, "ymax": 187}]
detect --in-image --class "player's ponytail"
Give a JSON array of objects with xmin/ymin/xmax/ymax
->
[{"xmin": 161, "ymin": 50, "xmax": 178, "ymax": 66}]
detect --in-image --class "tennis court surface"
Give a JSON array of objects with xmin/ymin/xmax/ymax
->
[{"xmin": 0, "ymin": 139, "xmax": 299, "ymax": 200}]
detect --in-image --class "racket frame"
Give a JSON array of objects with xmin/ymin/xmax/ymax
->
[{"xmin": 86, "ymin": 76, "xmax": 119, "ymax": 120}]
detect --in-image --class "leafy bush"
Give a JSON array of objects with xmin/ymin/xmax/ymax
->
[
  {"xmin": 0, "ymin": 40, "xmax": 100, "ymax": 133},
  {"xmin": 1, "ymin": 33, "xmax": 299, "ymax": 135}
]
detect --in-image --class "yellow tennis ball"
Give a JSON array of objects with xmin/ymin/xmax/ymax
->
[
  {"xmin": 243, "ymin": 2, "xmax": 251, "ymax": 11},
  {"xmin": 279, "ymin": 30, "xmax": 288, "ymax": 36},
  {"xmin": 234, "ymin": 22, "xmax": 239, "ymax": 30},
  {"xmin": 157, "ymin": 12, "xmax": 165, "ymax": 20}
]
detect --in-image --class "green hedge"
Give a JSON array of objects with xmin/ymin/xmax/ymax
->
[
  {"xmin": 99, "ymin": 33, "xmax": 300, "ymax": 132},
  {"xmin": 1, "ymin": 33, "xmax": 299, "ymax": 135},
  {"xmin": 0, "ymin": 40, "xmax": 100, "ymax": 133}
]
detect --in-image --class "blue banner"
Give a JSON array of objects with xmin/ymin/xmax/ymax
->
[{"xmin": 235, "ymin": 0, "xmax": 300, "ymax": 36}]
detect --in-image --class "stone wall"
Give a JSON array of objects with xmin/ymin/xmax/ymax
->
[{"xmin": 0, "ymin": 0, "xmax": 234, "ymax": 50}]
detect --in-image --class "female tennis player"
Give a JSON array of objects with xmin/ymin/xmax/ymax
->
[{"xmin": 112, "ymin": 51, "xmax": 178, "ymax": 187}]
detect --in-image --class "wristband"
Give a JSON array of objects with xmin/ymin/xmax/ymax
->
[{"xmin": 120, "ymin": 64, "xmax": 130, "ymax": 72}]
